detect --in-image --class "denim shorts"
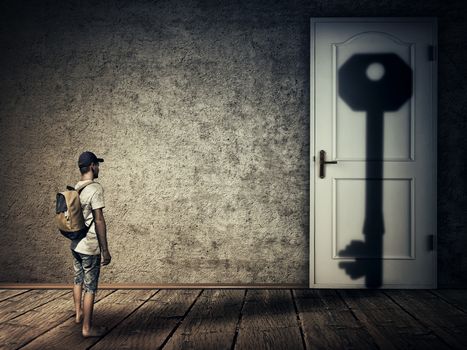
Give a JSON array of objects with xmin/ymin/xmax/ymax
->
[{"xmin": 71, "ymin": 250, "xmax": 101, "ymax": 294}]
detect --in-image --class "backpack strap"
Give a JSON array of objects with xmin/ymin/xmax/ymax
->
[
  {"xmin": 74, "ymin": 180, "xmax": 95, "ymax": 193},
  {"xmin": 74, "ymin": 180, "xmax": 96, "ymax": 228}
]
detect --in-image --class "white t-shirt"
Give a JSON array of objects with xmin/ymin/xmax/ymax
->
[{"xmin": 70, "ymin": 180, "xmax": 105, "ymax": 256}]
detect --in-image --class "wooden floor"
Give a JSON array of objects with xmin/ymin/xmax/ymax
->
[{"xmin": 1, "ymin": 289, "xmax": 467, "ymax": 349}]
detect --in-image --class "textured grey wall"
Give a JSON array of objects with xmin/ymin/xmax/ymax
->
[{"xmin": 0, "ymin": 0, "xmax": 466, "ymax": 286}]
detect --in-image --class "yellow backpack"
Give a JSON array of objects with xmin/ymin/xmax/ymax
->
[{"xmin": 55, "ymin": 180, "xmax": 94, "ymax": 240}]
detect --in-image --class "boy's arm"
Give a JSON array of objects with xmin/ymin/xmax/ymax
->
[{"xmin": 92, "ymin": 208, "xmax": 111, "ymax": 265}]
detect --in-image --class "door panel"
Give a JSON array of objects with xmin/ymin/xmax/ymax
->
[
  {"xmin": 311, "ymin": 18, "xmax": 437, "ymax": 288},
  {"xmin": 334, "ymin": 178, "xmax": 414, "ymax": 259}
]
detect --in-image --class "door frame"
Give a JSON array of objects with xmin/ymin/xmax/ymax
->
[{"xmin": 309, "ymin": 17, "xmax": 438, "ymax": 288}]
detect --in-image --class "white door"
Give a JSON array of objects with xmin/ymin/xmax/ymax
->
[{"xmin": 310, "ymin": 18, "xmax": 437, "ymax": 288}]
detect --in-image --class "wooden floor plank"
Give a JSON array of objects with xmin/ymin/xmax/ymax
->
[
  {"xmin": 90, "ymin": 289, "xmax": 201, "ymax": 350},
  {"xmin": 432, "ymin": 289, "xmax": 467, "ymax": 313},
  {"xmin": 386, "ymin": 290, "xmax": 467, "ymax": 350},
  {"xmin": 19, "ymin": 290, "xmax": 152, "ymax": 350},
  {"xmin": 163, "ymin": 289, "xmax": 244, "ymax": 350},
  {"xmin": 0, "ymin": 290, "xmax": 114, "ymax": 350},
  {"xmin": 340, "ymin": 290, "xmax": 449, "ymax": 350},
  {"xmin": 0, "ymin": 289, "xmax": 30, "ymax": 302},
  {"xmin": 0, "ymin": 289, "xmax": 69, "ymax": 323},
  {"xmin": 235, "ymin": 289, "xmax": 304, "ymax": 350},
  {"xmin": 294, "ymin": 289, "xmax": 378, "ymax": 349},
  {"xmin": 241, "ymin": 289, "xmax": 300, "ymax": 329},
  {"xmin": 237, "ymin": 326, "xmax": 304, "ymax": 350}
]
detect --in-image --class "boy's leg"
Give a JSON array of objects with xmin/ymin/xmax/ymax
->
[
  {"xmin": 71, "ymin": 250, "xmax": 84, "ymax": 323},
  {"xmin": 82, "ymin": 291, "xmax": 95, "ymax": 334},
  {"xmin": 73, "ymin": 283, "xmax": 83, "ymax": 323},
  {"xmin": 80, "ymin": 253, "xmax": 106, "ymax": 337}
]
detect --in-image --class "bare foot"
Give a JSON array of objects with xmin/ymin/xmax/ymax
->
[
  {"xmin": 75, "ymin": 311, "xmax": 83, "ymax": 324},
  {"xmin": 82, "ymin": 326, "xmax": 108, "ymax": 338}
]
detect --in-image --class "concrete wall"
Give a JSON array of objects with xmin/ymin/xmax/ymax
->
[{"xmin": 0, "ymin": 0, "xmax": 465, "ymax": 286}]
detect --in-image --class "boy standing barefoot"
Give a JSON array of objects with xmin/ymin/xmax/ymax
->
[{"xmin": 71, "ymin": 151, "xmax": 112, "ymax": 337}]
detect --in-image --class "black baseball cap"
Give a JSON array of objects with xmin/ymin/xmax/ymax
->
[{"xmin": 78, "ymin": 151, "xmax": 104, "ymax": 168}]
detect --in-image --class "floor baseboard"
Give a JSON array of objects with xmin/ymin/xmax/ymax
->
[{"xmin": 0, "ymin": 283, "xmax": 308, "ymax": 289}]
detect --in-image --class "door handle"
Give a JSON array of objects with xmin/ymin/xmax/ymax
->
[{"xmin": 319, "ymin": 150, "xmax": 337, "ymax": 178}]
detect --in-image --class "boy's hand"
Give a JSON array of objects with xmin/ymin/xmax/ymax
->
[{"xmin": 101, "ymin": 250, "xmax": 112, "ymax": 266}]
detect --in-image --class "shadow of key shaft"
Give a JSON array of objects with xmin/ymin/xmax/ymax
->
[
  {"xmin": 363, "ymin": 109, "xmax": 385, "ymax": 287},
  {"xmin": 339, "ymin": 109, "xmax": 385, "ymax": 288}
]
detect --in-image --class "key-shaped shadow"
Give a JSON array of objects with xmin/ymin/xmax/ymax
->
[{"xmin": 337, "ymin": 53, "xmax": 412, "ymax": 288}]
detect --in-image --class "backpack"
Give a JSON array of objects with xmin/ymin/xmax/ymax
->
[{"xmin": 55, "ymin": 180, "xmax": 94, "ymax": 240}]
